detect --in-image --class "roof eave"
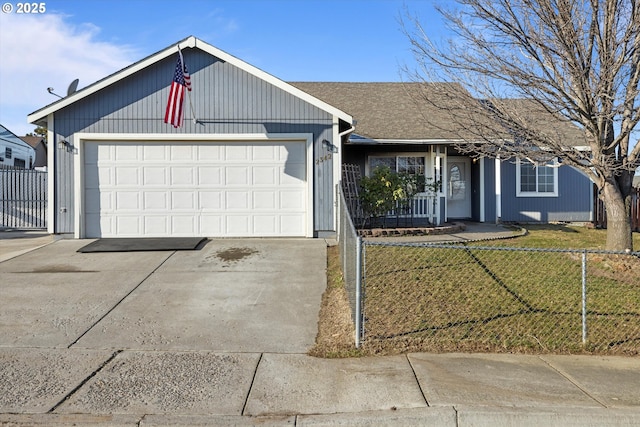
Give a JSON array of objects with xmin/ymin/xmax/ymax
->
[{"xmin": 347, "ymin": 135, "xmax": 465, "ymax": 145}]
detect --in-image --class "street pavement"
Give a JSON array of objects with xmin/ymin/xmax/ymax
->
[{"xmin": 1, "ymin": 228, "xmax": 639, "ymax": 426}]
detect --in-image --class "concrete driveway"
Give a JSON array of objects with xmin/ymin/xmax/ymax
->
[{"xmin": 0, "ymin": 238, "xmax": 327, "ymax": 353}]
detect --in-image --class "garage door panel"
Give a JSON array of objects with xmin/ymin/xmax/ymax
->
[
  {"xmin": 226, "ymin": 145, "xmax": 249, "ymax": 161},
  {"xmin": 281, "ymin": 215, "xmax": 305, "ymax": 235},
  {"xmin": 283, "ymin": 164, "xmax": 305, "ymax": 182},
  {"xmin": 199, "ymin": 191, "xmax": 222, "ymax": 209},
  {"xmin": 283, "ymin": 142, "xmax": 305, "ymax": 162},
  {"xmin": 171, "ymin": 145, "xmax": 194, "ymax": 161},
  {"xmin": 144, "ymin": 192, "xmax": 168, "ymax": 210},
  {"xmin": 143, "ymin": 167, "xmax": 167, "ymax": 185},
  {"xmin": 253, "ymin": 166, "xmax": 277, "ymax": 185},
  {"xmin": 116, "ymin": 216, "xmax": 141, "ymax": 235},
  {"xmin": 115, "ymin": 167, "xmax": 139, "ymax": 186},
  {"xmin": 226, "ymin": 192, "xmax": 249, "ymax": 209},
  {"xmin": 254, "ymin": 191, "xmax": 277, "ymax": 210},
  {"xmin": 171, "ymin": 167, "xmax": 194, "ymax": 185},
  {"xmin": 200, "ymin": 215, "xmax": 223, "ymax": 234},
  {"xmin": 198, "ymin": 167, "xmax": 222, "ymax": 185},
  {"xmin": 172, "ymin": 216, "xmax": 196, "ymax": 235},
  {"xmin": 226, "ymin": 216, "xmax": 250, "ymax": 234},
  {"xmin": 198, "ymin": 145, "xmax": 221, "ymax": 160},
  {"xmin": 143, "ymin": 144, "xmax": 167, "ymax": 160},
  {"xmin": 253, "ymin": 145, "xmax": 277, "ymax": 161},
  {"xmin": 226, "ymin": 166, "xmax": 250, "ymax": 185},
  {"xmin": 254, "ymin": 215, "xmax": 277, "ymax": 234},
  {"xmin": 281, "ymin": 191, "xmax": 305, "ymax": 210},
  {"xmin": 144, "ymin": 216, "xmax": 168, "ymax": 235},
  {"xmin": 171, "ymin": 191, "xmax": 196, "ymax": 210},
  {"xmin": 115, "ymin": 145, "xmax": 138, "ymax": 161},
  {"xmin": 116, "ymin": 192, "xmax": 140, "ymax": 210},
  {"xmin": 84, "ymin": 140, "xmax": 308, "ymax": 238}
]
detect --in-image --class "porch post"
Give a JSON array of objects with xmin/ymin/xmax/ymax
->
[
  {"xmin": 434, "ymin": 146, "xmax": 443, "ymax": 225},
  {"xmin": 495, "ymin": 157, "xmax": 502, "ymax": 223}
]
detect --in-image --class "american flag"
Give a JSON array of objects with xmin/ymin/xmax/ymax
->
[{"xmin": 164, "ymin": 51, "xmax": 191, "ymax": 128}]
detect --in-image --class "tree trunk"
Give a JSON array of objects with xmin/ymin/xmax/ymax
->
[{"xmin": 601, "ymin": 180, "xmax": 634, "ymax": 251}]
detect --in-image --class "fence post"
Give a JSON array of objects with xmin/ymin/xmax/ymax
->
[
  {"xmin": 581, "ymin": 250, "xmax": 588, "ymax": 345},
  {"xmin": 355, "ymin": 236, "xmax": 363, "ymax": 348}
]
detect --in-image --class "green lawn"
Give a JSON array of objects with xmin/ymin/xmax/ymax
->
[{"xmin": 485, "ymin": 224, "xmax": 640, "ymax": 250}]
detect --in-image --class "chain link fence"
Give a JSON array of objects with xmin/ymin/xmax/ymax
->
[
  {"xmin": 362, "ymin": 242, "xmax": 640, "ymax": 355},
  {"xmin": 337, "ymin": 185, "xmax": 363, "ymax": 347},
  {"xmin": 337, "ymin": 181, "xmax": 640, "ymax": 354}
]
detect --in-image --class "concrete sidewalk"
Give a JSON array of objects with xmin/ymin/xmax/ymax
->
[
  {"xmin": 0, "ymin": 230, "xmax": 56, "ymax": 262},
  {"xmin": 1, "ymin": 230, "xmax": 639, "ymax": 426},
  {"xmin": 1, "ymin": 350, "xmax": 639, "ymax": 426}
]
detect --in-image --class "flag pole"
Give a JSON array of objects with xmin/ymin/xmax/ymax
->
[{"xmin": 177, "ymin": 45, "xmax": 198, "ymax": 124}]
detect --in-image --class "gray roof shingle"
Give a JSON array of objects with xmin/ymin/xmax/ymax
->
[
  {"xmin": 290, "ymin": 82, "xmax": 586, "ymax": 148},
  {"xmin": 290, "ymin": 82, "xmax": 476, "ymax": 141}
]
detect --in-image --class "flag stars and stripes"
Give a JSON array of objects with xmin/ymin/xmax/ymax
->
[{"xmin": 164, "ymin": 51, "xmax": 191, "ymax": 128}]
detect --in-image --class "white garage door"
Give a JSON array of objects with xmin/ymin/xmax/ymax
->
[{"xmin": 83, "ymin": 140, "xmax": 309, "ymax": 238}]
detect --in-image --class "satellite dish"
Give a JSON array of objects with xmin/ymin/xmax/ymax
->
[{"xmin": 67, "ymin": 79, "xmax": 79, "ymax": 96}]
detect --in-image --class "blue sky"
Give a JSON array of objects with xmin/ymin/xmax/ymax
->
[{"xmin": 0, "ymin": 0, "xmax": 447, "ymax": 136}]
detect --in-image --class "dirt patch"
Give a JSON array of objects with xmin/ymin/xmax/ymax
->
[
  {"xmin": 215, "ymin": 247, "xmax": 258, "ymax": 263},
  {"xmin": 308, "ymin": 246, "xmax": 360, "ymax": 358},
  {"xmin": 30, "ymin": 265, "xmax": 97, "ymax": 273}
]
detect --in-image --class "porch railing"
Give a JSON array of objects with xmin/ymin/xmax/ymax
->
[{"xmin": 388, "ymin": 193, "xmax": 437, "ymax": 221}]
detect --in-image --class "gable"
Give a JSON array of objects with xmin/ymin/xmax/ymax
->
[{"xmin": 28, "ymin": 36, "xmax": 351, "ymax": 128}]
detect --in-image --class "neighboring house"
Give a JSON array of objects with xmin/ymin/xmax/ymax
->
[
  {"xmin": 291, "ymin": 82, "xmax": 594, "ymax": 225},
  {"xmin": 20, "ymin": 135, "xmax": 47, "ymax": 169},
  {"xmin": 0, "ymin": 124, "xmax": 36, "ymax": 169},
  {"xmin": 28, "ymin": 36, "xmax": 352, "ymax": 239}
]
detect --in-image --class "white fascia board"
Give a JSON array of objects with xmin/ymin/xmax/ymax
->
[
  {"xmin": 29, "ymin": 36, "xmax": 352, "ymax": 125},
  {"xmin": 349, "ymin": 137, "xmax": 466, "ymax": 145},
  {"xmin": 72, "ymin": 132, "xmax": 314, "ymax": 142},
  {"xmin": 29, "ymin": 36, "xmax": 196, "ymax": 124}
]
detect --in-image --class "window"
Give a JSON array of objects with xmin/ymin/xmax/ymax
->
[
  {"xmin": 516, "ymin": 159, "xmax": 558, "ymax": 197},
  {"xmin": 5, "ymin": 147, "xmax": 12, "ymax": 159},
  {"xmin": 369, "ymin": 156, "xmax": 425, "ymax": 177}
]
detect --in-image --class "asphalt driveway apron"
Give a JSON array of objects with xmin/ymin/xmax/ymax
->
[{"xmin": 0, "ymin": 238, "xmax": 326, "ymax": 353}]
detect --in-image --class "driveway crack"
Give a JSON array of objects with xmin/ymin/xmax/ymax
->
[
  {"xmin": 48, "ymin": 349, "xmax": 122, "ymax": 413},
  {"xmin": 406, "ymin": 354, "xmax": 430, "ymax": 407},
  {"xmin": 242, "ymin": 352, "xmax": 264, "ymax": 416},
  {"xmin": 539, "ymin": 356, "xmax": 608, "ymax": 408},
  {"xmin": 67, "ymin": 252, "xmax": 176, "ymax": 348}
]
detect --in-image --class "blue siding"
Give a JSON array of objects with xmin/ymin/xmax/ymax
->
[
  {"xmin": 500, "ymin": 160, "xmax": 592, "ymax": 222},
  {"xmin": 51, "ymin": 47, "xmax": 337, "ymax": 234}
]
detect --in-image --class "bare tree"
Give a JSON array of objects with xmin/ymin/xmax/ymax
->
[{"xmin": 403, "ymin": 0, "xmax": 639, "ymax": 251}]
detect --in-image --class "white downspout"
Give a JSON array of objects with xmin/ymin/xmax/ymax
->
[{"xmin": 338, "ymin": 125, "xmax": 355, "ymax": 139}]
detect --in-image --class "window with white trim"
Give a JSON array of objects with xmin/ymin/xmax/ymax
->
[
  {"xmin": 369, "ymin": 155, "xmax": 425, "ymax": 177},
  {"xmin": 516, "ymin": 158, "xmax": 558, "ymax": 197}
]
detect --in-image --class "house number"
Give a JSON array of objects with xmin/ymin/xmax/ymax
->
[{"xmin": 315, "ymin": 153, "xmax": 332, "ymax": 165}]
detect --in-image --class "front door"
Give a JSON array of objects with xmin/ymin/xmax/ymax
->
[{"xmin": 447, "ymin": 157, "xmax": 472, "ymax": 218}]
